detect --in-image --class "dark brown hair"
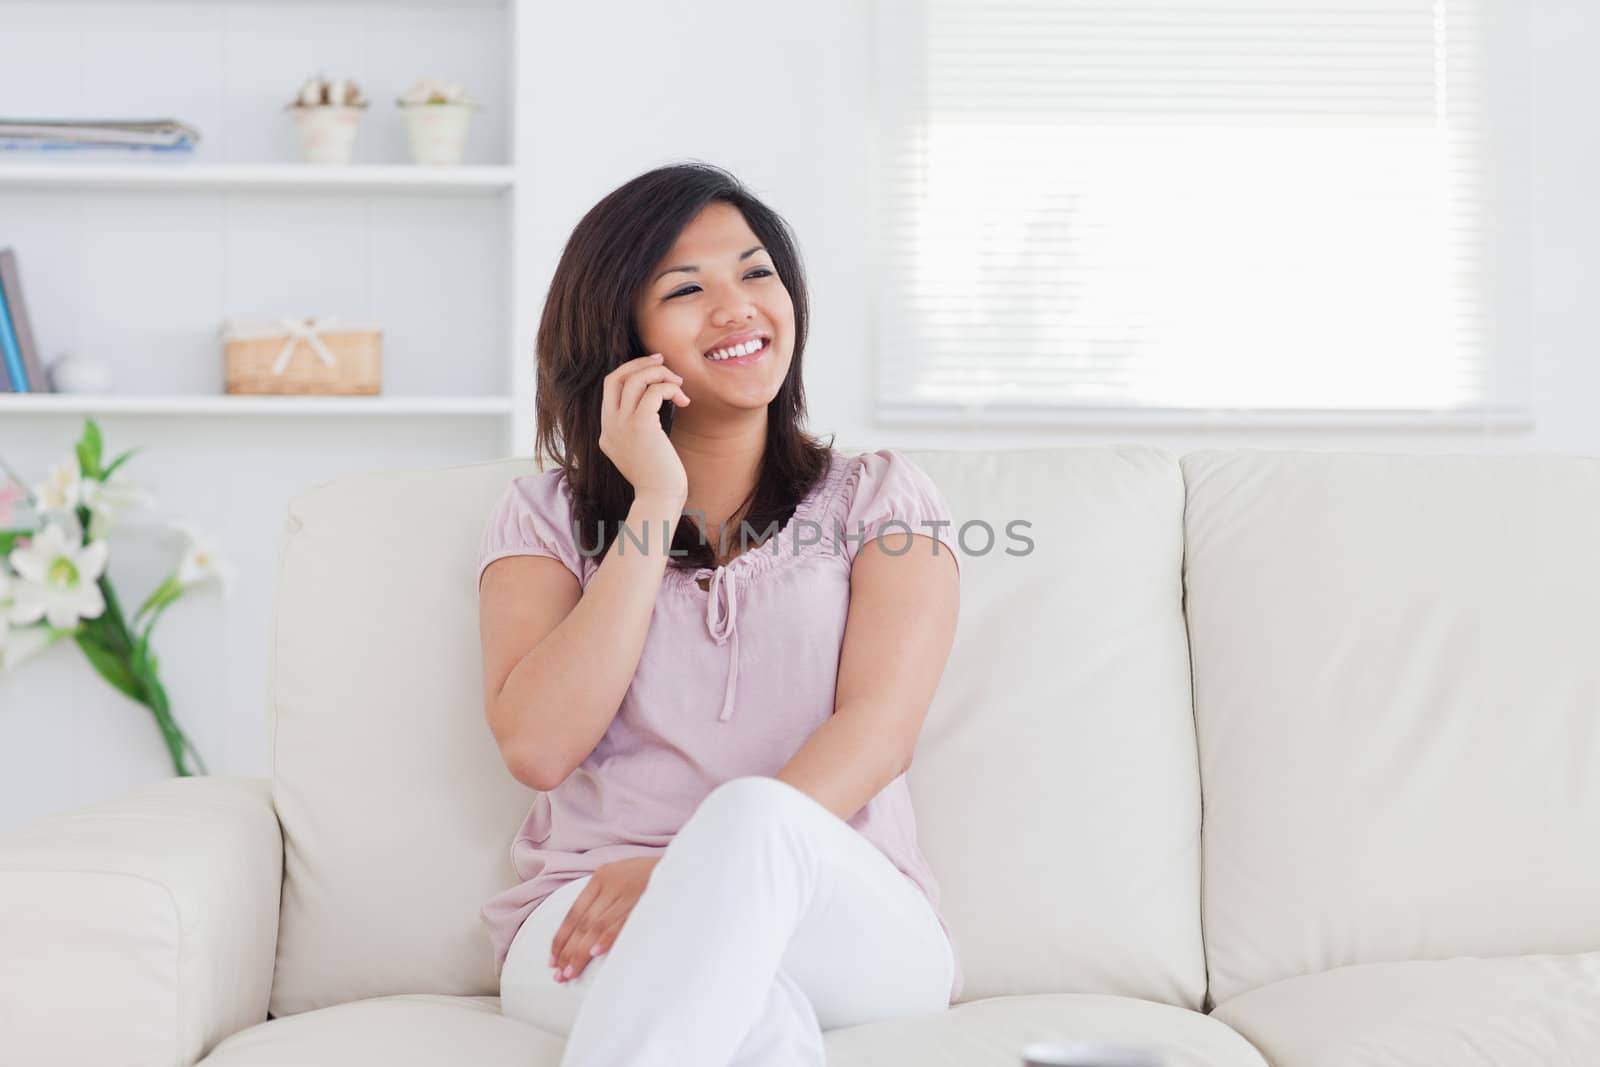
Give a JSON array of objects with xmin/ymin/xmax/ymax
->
[{"xmin": 532, "ymin": 161, "xmax": 835, "ymax": 572}]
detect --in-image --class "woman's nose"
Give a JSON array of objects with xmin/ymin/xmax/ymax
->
[
  {"xmin": 706, "ymin": 282, "xmax": 757, "ymax": 325},
  {"xmin": 711, "ymin": 303, "xmax": 757, "ymax": 327},
  {"xmin": 716, "ymin": 308, "xmax": 758, "ymax": 329}
]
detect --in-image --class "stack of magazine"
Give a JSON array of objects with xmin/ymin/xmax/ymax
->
[
  {"xmin": 0, "ymin": 118, "xmax": 201, "ymax": 154},
  {"xmin": 0, "ymin": 249, "xmax": 51, "ymax": 393}
]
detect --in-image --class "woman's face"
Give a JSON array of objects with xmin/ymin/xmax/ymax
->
[{"xmin": 632, "ymin": 201, "xmax": 796, "ymax": 417}]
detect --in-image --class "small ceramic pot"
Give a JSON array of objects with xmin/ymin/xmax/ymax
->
[
  {"xmin": 47, "ymin": 354, "xmax": 115, "ymax": 394},
  {"xmin": 398, "ymin": 102, "xmax": 478, "ymax": 165},
  {"xmin": 289, "ymin": 105, "xmax": 365, "ymax": 164}
]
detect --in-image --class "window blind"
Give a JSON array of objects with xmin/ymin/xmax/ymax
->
[{"xmin": 870, "ymin": 0, "xmax": 1528, "ymax": 425}]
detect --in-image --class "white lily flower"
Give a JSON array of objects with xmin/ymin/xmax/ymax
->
[
  {"xmin": 32, "ymin": 459, "xmax": 82, "ymax": 513},
  {"xmin": 171, "ymin": 520, "xmax": 237, "ymax": 599},
  {"xmin": 81, "ymin": 474, "xmax": 156, "ymax": 541},
  {"xmin": 8, "ymin": 521, "xmax": 108, "ymax": 629}
]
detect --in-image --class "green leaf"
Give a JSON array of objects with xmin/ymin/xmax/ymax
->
[
  {"xmin": 76, "ymin": 420, "xmax": 104, "ymax": 480},
  {"xmin": 77, "ymin": 613, "xmax": 121, "ymax": 656},
  {"xmin": 75, "ymin": 634, "xmax": 144, "ymax": 704},
  {"xmin": 85, "ymin": 578, "xmax": 134, "ymax": 656},
  {"xmin": 101, "ymin": 447, "xmax": 143, "ymax": 481},
  {"xmin": 133, "ymin": 575, "xmax": 182, "ymax": 628},
  {"xmin": 0, "ymin": 529, "xmax": 29, "ymax": 555},
  {"xmin": 86, "ymin": 419, "xmax": 104, "ymax": 471},
  {"xmin": 145, "ymin": 666, "xmax": 170, "ymax": 710}
]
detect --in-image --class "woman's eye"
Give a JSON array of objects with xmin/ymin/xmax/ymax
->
[{"xmin": 667, "ymin": 269, "xmax": 774, "ymax": 300}]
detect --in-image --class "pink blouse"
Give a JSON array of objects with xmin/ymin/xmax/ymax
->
[{"xmin": 476, "ymin": 446, "xmax": 964, "ymax": 1002}]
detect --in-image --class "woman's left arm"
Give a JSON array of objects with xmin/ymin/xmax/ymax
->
[{"xmin": 775, "ymin": 534, "xmax": 960, "ymax": 822}]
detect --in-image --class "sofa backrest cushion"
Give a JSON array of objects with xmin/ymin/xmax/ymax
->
[
  {"xmin": 267, "ymin": 458, "xmax": 539, "ymax": 1017},
  {"xmin": 266, "ymin": 446, "xmax": 1207, "ymax": 1014},
  {"xmin": 1182, "ymin": 449, "xmax": 1600, "ymax": 1006},
  {"xmin": 896, "ymin": 446, "xmax": 1206, "ymax": 1009}
]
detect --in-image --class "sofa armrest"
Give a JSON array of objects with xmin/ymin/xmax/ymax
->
[{"xmin": 0, "ymin": 775, "xmax": 282, "ymax": 1067}]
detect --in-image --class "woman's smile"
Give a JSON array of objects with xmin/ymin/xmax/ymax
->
[{"xmin": 702, "ymin": 335, "xmax": 772, "ymax": 367}]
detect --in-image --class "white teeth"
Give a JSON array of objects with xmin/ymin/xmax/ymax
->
[{"xmin": 705, "ymin": 338, "xmax": 766, "ymax": 361}]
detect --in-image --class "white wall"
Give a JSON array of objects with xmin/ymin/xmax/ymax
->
[{"xmin": 2, "ymin": 0, "xmax": 1597, "ymax": 831}]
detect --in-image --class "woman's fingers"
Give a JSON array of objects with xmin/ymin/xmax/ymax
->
[
  {"xmin": 559, "ymin": 916, "xmax": 619, "ymax": 982},
  {"xmin": 553, "ymin": 903, "xmax": 624, "ymax": 982},
  {"xmin": 556, "ymin": 918, "xmax": 599, "ymax": 981},
  {"xmin": 618, "ymin": 364, "xmax": 683, "ymax": 416},
  {"xmin": 549, "ymin": 878, "xmax": 602, "ymax": 974},
  {"xmin": 635, "ymin": 380, "xmax": 689, "ymax": 417},
  {"xmin": 594, "ymin": 352, "xmax": 691, "ymax": 502},
  {"xmin": 601, "ymin": 353, "xmax": 668, "ymax": 414}
]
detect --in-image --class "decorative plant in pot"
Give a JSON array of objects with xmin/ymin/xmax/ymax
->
[
  {"xmin": 397, "ymin": 76, "xmax": 481, "ymax": 165},
  {"xmin": 286, "ymin": 71, "xmax": 370, "ymax": 164},
  {"xmin": 0, "ymin": 420, "xmax": 236, "ymax": 777}
]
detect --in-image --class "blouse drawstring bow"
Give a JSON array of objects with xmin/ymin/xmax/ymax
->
[{"xmin": 704, "ymin": 564, "xmax": 740, "ymax": 722}]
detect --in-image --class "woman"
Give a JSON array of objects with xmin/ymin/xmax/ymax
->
[{"xmin": 477, "ymin": 162, "xmax": 963, "ymax": 1066}]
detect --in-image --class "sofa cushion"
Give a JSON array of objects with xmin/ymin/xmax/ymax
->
[
  {"xmin": 198, "ymin": 992, "xmax": 1267, "ymax": 1067},
  {"xmin": 896, "ymin": 446, "xmax": 1204, "ymax": 1008},
  {"xmin": 0, "ymin": 775, "xmax": 281, "ymax": 1067},
  {"xmin": 199, "ymin": 994, "xmax": 563, "ymax": 1065},
  {"xmin": 826, "ymin": 993, "xmax": 1269, "ymax": 1067},
  {"xmin": 267, "ymin": 446, "xmax": 1205, "ymax": 1015},
  {"xmin": 1181, "ymin": 450, "xmax": 1600, "ymax": 1005},
  {"xmin": 1211, "ymin": 951, "xmax": 1600, "ymax": 1066},
  {"xmin": 268, "ymin": 459, "xmax": 542, "ymax": 1017}
]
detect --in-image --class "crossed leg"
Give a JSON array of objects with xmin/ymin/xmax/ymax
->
[{"xmin": 498, "ymin": 776, "xmax": 954, "ymax": 1066}]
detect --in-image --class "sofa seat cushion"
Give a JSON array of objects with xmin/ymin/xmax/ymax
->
[
  {"xmin": 197, "ymin": 991, "xmax": 1267, "ymax": 1066},
  {"xmin": 826, "ymin": 993, "xmax": 1269, "ymax": 1066},
  {"xmin": 1212, "ymin": 952, "xmax": 1600, "ymax": 1066},
  {"xmin": 198, "ymin": 994, "xmax": 564, "ymax": 1066}
]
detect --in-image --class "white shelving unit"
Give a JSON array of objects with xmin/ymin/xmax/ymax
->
[
  {"xmin": 0, "ymin": 0, "xmax": 531, "ymax": 454},
  {"xmin": 0, "ymin": 0, "xmax": 541, "ymax": 828}
]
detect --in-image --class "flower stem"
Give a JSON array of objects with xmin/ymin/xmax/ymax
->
[
  {"xmin": 85, "ymin": 572, "xmax": 207, "ymax": 777},
  {"xmin": 142, "ymin": 671, "xmax": 207, "ymax": 777}
]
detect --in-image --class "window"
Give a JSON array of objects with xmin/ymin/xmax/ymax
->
[{"xmin": 870, "ymin": 0, "xmax": 1531, "ymax": 426}]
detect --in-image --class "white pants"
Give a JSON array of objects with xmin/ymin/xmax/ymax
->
[{"xmin": 499, "ymin": 775, "xmax": 955, "ymax": 1066}]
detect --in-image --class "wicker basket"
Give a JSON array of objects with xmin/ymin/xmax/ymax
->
[{"xmin": 221, "ymin": 316, "xmax": 382, "ymax": 396}]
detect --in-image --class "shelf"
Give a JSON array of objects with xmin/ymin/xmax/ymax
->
[
  {"xmin": 0, "ymin": 161, "xmax": 515, "ymax": 195},
  {"xmin": 0, "ymin": 394, "xmax": 515, "ymax": 416}
]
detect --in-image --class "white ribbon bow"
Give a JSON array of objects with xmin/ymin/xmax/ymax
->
[{"xmin": 271, "ymin": 316, "xmax": 340, "ymax": 376}]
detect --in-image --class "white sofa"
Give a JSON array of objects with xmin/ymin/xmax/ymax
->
[{"xmin": 4, "ymin": 444, "xmax": 1598, "ymax": 1066}]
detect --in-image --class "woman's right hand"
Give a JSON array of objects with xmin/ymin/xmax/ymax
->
[{"xmin": 598, "ymin": 352, "xmax": 691, "ymax": 501}]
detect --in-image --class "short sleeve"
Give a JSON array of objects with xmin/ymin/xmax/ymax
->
[
  {"xmin": 840, "ymin": 449, "xmax": 961, "ymax": 574},
  {"xmin": 477, "ymin": 470, "xmax": 587, "ymax": 588}
]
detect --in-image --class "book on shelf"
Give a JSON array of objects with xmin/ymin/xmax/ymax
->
[
  {"xmin": 0, "ymin": 118, "xmax": 202, "ymax": 150},
  {"xmin": 0, "ymin": 249, "xmax": 51, "ymax": 393},
  {"xmin": 0, "ymin": 140, "xmax": 197, "ymax": 154}
]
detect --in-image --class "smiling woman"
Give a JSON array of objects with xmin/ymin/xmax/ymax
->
[
  {"xmin": 652, "ymin": 244, "xmax": 776, "ymax": 362},
  {"xmin": 631, "ymin": 201, "xmax": 797, "ymax": 448},
  {"xmin": 531, "ymin": 165, "xmax": 828, "ymax": 575},
  {"xmin": 479, "ymin": 162, "xmax": 964, "ymax": 1064}
]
